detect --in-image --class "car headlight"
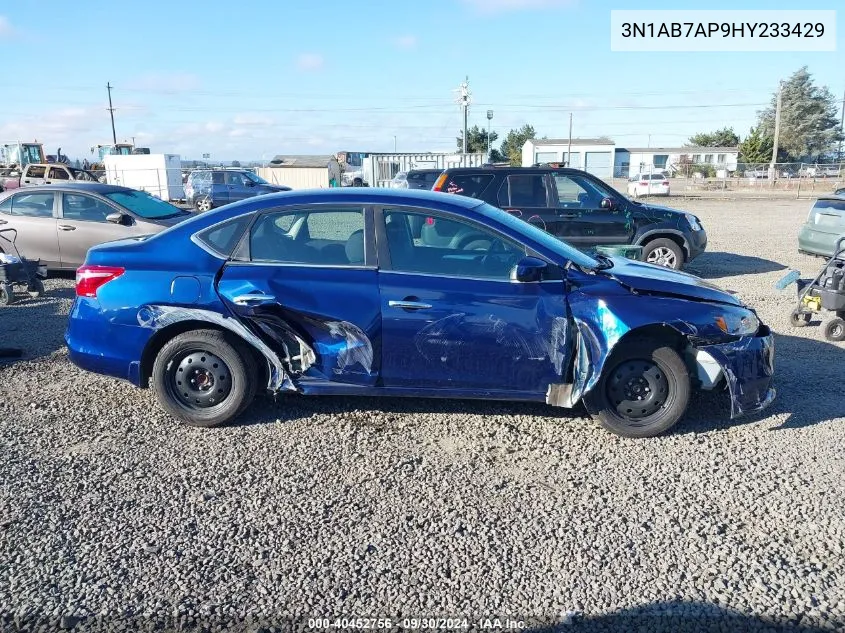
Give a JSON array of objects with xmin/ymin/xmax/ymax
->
[
  {"xmin": 686, "ymin": 213, "xmax": 702, "ymax": 231},
  {"xmin": 714, "ymin": 312, "xmax": 759, "ymax": 336}
]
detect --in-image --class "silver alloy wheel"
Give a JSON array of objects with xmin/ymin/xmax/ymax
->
[
  {"xmin": 646, "ymin": 246, "xmax": 677, "ymax": 268},
  {"xmin": 196, "ymin": 197, "xmax": 212, "ymax": 212}
]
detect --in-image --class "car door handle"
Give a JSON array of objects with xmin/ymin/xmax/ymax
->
[
  {"xmin": 232, "ymin": 293, "xmax": 276, "ymax": 306},
  {"xmin": 58, "ymin": 225, "xmax": 76, "ymax": 231},
  {"xmin": 0, "ymin": 219, "xmax": 7, "ymax": 225},
  {"xmin": 388, "ymin": 300, "xmax": 432, "ymax": 310},
  {"xmin": 559, "ymin": 213, "xmax": 578, "ymax": 218}
]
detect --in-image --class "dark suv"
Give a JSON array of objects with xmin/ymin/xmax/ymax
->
[{"xmin": 432, "ymin": 166, "xmax": 706, "ymax": 269}]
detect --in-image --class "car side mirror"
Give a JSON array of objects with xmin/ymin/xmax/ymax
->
[
  {"xmin": 511, "ymin": 256, "xmax": 548, "ymax": 283},
  {"xmin": 106, "ymin": 212, "xmax": 132, "ymax": 226},
  {"xmin": 243, "ymin": 180, "xmax": 255, "ymax": 187},
  {"xmin": 600, "ymin": 197, "xmax": 616, "ymax": 210}
]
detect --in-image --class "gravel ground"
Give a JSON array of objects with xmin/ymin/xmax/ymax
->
[{"xmin": 0, "ymin": 198, "xmax": 843, "ymax": 633}]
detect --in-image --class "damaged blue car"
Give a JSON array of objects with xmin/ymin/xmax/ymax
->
[{"xmin": 66, "ymin": 188, "xmax": 775, "ymax": 437}]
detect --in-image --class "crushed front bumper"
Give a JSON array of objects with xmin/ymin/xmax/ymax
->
[{"xmin": 695, "ymin": 325, "xmax": 776, "ymax": 419}]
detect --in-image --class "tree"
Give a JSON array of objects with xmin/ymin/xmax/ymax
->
[
  {"xmin": 687, "ymin": 127, "xmax": 740, "ymax": 147},
  {"xmin": 500, "ymin": 124, "xmax": 536, "ymax": 166},
  {"xmin": 457, "ymin": 125, "xmax": 499, "ymax": 155},
  {"xmin": 738, "ymin": 126, "xmax": 775, "ymax": 164},
  {"xmin": 230, "ymin": 160, "xmax": 241, "ymax": 167},
  {"xmin": 757, "ymin": 66, "xmax": 844, "ymax": 161}
]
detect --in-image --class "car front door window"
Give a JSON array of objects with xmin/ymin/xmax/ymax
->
[
  {"xmin": 62, "ymin": 194, "xmax": 114, "ymax": 222},
  {"xmin": 383, "ymin": 209, "xmax": 525, "ymax": 280}
]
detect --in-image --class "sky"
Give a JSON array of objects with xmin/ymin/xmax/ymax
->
[{"xmin": 0, "ymin": 0, "xmax": 842, "ymax": 162}]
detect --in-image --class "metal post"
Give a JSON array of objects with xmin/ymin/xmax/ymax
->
[
  {"xmin": 393, "ymin": 136, "xmax": 397, "ymax": 152},
  {"xmin": 771, "ymin": 81, "xmax": 783, "ymax": 186},
  {"xmin": 461, "ymin": 76, "xmax": 469, "ymax": 154},
  {"xmin": 838, "ymin": 89, "xmax": 844, "ymax": 163},
  {"xmin": 486, "ymin": 110, "xmax": 494, "ymax": 160},
  {"xmin": 106, "ymin": 83, "xmax": 117, "ymax": 145},
  {"xmin": 567, "ymin": 113, "xmax": 573, "ymax": 167}
]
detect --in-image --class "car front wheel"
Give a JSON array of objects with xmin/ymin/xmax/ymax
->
[
  {"xmin": 587, "ymin": 339, "xmax": 690, "ymax": 438},
  {"xmin": 152, "ymin": 329, "xmax": 258, "ymax": 427},
  {"xmin": 642, "ymin": 238, "xmax": 685, "ymax": 269}
]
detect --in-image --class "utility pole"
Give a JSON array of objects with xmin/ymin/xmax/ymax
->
[
  {"xmin": 770, "ymin": 80, "xmax": 783, "ymax": 183},
  {"xmin": 486, "ymin": 110, "xmax": 494, "ymax": 159},
  {"xmin": 456, "ymin": 76, "xmax": 470, "ymax": 154},
  {"xmin": 838, "ymin": 88, "xmax": 844, "ymax": 162},
  {"xmin": 106, "ymin": 82, "xmax": 117, "ymax": 145},
  {"xmin": 567, "ymin": 113, "xmax": 573, "ymax": 166},
  {"xmin": 393, "ymin": 135, "xmax": 397, "ymax": 153}
]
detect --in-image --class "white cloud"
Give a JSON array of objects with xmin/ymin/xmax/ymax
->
[
  {"xmin": 0, "ymin": 16, "xmax": 14, "ymax": 38},
  {"xmin": 392, "ymin": 34, "xmax": 418, "ymax": 50},
  {"xmin": 232, "ymin": 113, "xmax": 275, "ymax": 127},
  {"xmin": 295, "ymin": 53, "xmax": 324, "ymax": 71},
  {"xmin": 125, "ymin": 72, "xmax": 202, "ymax": 93},
  {"xmin": 461, "ymin": 0, "xmax": 577, "ymax": 14}
]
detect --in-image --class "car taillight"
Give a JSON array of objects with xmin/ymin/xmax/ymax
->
[
  {"xmin": 639, "ymin": 181, "xmax": 648, "ymax": 186},
  {"xmin": 432, "ymin": 173, "xmax": 448, "ymax": 191},
  {"xmin": 76, "ymin": 265, "xmax": 125, "ymax": 297}
]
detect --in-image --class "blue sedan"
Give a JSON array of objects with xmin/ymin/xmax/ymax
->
[{"xmin": 65, "ymin": 188, "xmax": 775, "ymax": 437}]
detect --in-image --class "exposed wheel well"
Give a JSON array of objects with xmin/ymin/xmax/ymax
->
[
  {"xmin": 612, "ymin": 324, "xmax": 689, "ymax": 357},
  {"xmin": 139, "ymin": 320, "xmax": 267, "ymax": 389}
]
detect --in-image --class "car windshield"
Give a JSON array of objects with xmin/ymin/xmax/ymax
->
[
  {"xmin": 104, "ymin": 190, "xmax": 184, "ymax": 219},
  {"xmin": 475, "ymin": 202, "xmax": 600, "ymax": 269},
  {"xmin": 244, "ymin": 171, "xmax": 269, "ymax": 185}
]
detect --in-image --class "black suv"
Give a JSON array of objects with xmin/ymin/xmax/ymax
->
[{"xmin": 432, "ymin": 166, "xmax": 706, "ymax": 269}]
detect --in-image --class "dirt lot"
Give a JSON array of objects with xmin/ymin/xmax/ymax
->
[{"xmin": 0, "ymin": 198, "xmax": 843, "ymax": 632}]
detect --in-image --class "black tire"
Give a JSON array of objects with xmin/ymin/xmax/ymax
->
[
  {"xmin": 790, "ymin": 309, "xmax": 812, "ymax": 327},
  {"xmin": 151, "ymin": 329, "xmax": 258, "ymax": 427},
  {"xmin": 824, "ymin": 317, "xmax": 845, "ymax": 342},
  {"xmin": 587, "ymin": 339, "xmax": 690, "ymax": 438},
  {"xmin": 194, "ymin": 196, "xmax": 213, "ymax": 213},
  {"xmin": 27, "ymin": 278, "xmax": 44, "ymax": 299},
  {"xmin": 0, "ymin": 283, "xmax": 15, "ymax": 306},
  {"xmin": 642, "ymin": 238, "xmax": 685, "ymax": 270}
]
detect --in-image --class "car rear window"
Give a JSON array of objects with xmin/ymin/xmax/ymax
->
[
  {"xmin": 814, "ymin": 199, "xmax": 845, "ymax": 212},
  {"xmin": 440, "ymin": 174, "xmax": 494, "ymax": 198},
  {"xmin": 195, "ymin": 215, "xmax": 253, "ymax": 258}
]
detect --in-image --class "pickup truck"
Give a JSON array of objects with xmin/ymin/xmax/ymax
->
[{"xmin": 17, "ymin": 163, "xmax": 101, "ymax": 188}]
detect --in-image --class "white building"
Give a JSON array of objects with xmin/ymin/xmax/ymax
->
[
  {"xmin": 619, "ymin": 147, "xmax": 739, "ymax": 178},
  {"xmin": 522, "ymin": 138, "xmax": 616, "ymax": 178}
]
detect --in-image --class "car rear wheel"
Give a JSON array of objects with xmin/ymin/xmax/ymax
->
[
  {"xmin": 642, "ymin": 238, "xmax": 685, "ymax": 270},
  {"xmin": 194, "ymin": 196, "xmax": 213, "ymax": 213},
  {"xmin": 152, "ymin": 329, "xmax": 258, "ymax": 427},
  {"xmin": 587, "ymin": 339, "xmax": 690, "ymax": 438}
]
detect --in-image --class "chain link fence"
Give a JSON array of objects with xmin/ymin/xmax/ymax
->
[{"xmin": 608, "ymin": 162, "xmax": 844, "ymax": 199}]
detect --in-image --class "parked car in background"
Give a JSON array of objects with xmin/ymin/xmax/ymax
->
[
  {"xmin": 834, "ymin": 187, "xmax": 845, "ymax": 197},
  {"xmin": 184, "ymin": 168, "xmax": 291, "ymax": 212},
  {"xmin": 0, "ymin": 168, "xmax": 20, "ymax": 192},
  {"xmin": 627, "ymin": 173, "xmax": 670, "ymax": 198},
  {"xmin": 0, "ymin": 183, "xmax": 191, "ymax": 270},
  {"xmin": 391, "ymin": 169, "xmax": 444, "ymax": 190},
  {"xmin": 431, "ymin": 166, "xmax": 706, "ymax": 270},
  {"xmin": 802, "ymin": 165, "xmax": 842, "ymax": 178},
  {"xmin": 65, "ymin": 188, "xmax": 774, "ymax": 438},
  {"xmin": 18, "ymin": 163, "xmax": 100, "ymax": 187},
  {"xmin": 798, "ymin": 196, "xmax": 845, "ymax": 258}
]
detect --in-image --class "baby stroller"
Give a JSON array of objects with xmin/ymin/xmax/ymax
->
[
  {"xmin": 784, "ymin": 237, "xmax": 845, "ymax": 342},
  {"xmin": 0, "ymin": 228, "xmax": 47, "ymax": 306}
]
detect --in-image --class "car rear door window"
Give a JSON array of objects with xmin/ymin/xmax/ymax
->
[
  {"xmin": 0, "ymin": 197, "xmax": 12, "ymax": 214},
  {"xmin": 247, "ymin": 208, "xmax": 366, "ymax": 266},
  {"xmin": 61, "ymin": 194, "xmax": 115, "ymax": 222},
  {"xmin": 441, "ymin": 174, "xmax": 494, "ymax": 198},
  {"xmin": 10, "ymin": 192, "xmax": 54, "ymax": 217},
  {"xmin": 212, "ymin": 172, "xmax": 225, "ymax": 185},
  {"xmin": 498, "ymin": 175, "xmax": 550, "ymax": 207}
]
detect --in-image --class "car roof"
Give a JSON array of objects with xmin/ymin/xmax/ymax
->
[
  {"xmin": 1, "ymin": 183, "xmax": 134, "ymax": 194},
  {"xmin": 440, "ymin": 165, "xmax": 586, "ymax": 176}
]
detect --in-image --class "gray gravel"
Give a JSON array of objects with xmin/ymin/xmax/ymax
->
[{"xmin": 1, "ymin": 198, "xmax": 844, "ymax": 632}]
